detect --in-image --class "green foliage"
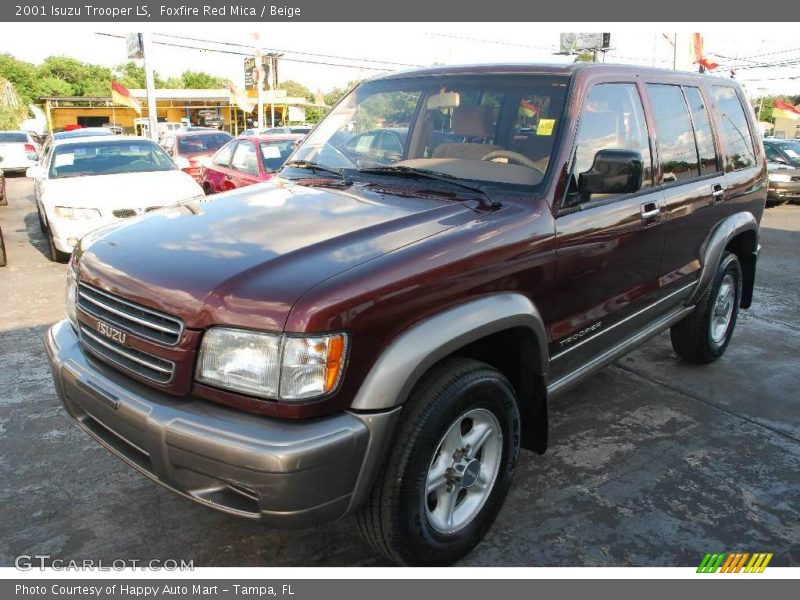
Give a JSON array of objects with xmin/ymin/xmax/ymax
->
[
  {"xmin": 277, "ymin": 80, "xmax": 313, "ymax": 100},
  {"xmin": 180, "ymin": 70, "xmax": 227, "ymax": 89},
  {"xmin": 0, "ymin": 54, "xmax": 38, "ymax": 104},
  {"xmin": 751, "ymin": 95, "xmax": 800, "ymax": 123},
  {"xmin": 0, "ymin": 77, "xmax": 26, "ymax": 129},
  {"xmin": 573, "ymin": 51, "xmax": 596, "ymax": 63}
]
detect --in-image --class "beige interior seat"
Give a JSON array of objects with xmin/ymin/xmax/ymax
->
[{"xmin": 432, "ymin": 105, "xmax": 503, "ymax": 160}]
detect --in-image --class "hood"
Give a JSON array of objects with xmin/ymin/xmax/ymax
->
[
  {"xmin": 43, "ymin": 170, "xmax": 202, "ymax": 210},
  {"xmin": 77, "ymin": 179, "xmax": 480, "ymax": 331}
]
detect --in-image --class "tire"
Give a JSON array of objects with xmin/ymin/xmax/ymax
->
[
  {"xmin": 0, "ymin": 228, "xmax": 7, "ymax": 267},
  {"xmin": 47, "ymin": 229, "xmax": 70, "ymax": 263},
  {"xmin": 670, "ymin": 252, "xmax": 742, "ymax": 364},
  {"xmin": 356, "ymin": 357, "xmax": 521, "ymax": 566},
  {"xmin": 37, "ymin": 204, "xmax": 47, "ymax": 232}
]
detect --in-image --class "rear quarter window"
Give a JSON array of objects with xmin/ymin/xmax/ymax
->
[
  {"xmin": 711, "ymin": 86, "xmax": 757, "ymax": 171},
  {"xmin": 0, "ymin": 132, "xmax": 28, "ymax": 143}
]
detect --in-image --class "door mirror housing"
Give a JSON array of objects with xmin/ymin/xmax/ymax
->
[
  {"xmin": 578, "ymin": 149, "xmax": 644, "ymax": 196},
  {"xmin": 26, "ymin": 165, "xmax": 47, "ymax": 179}
]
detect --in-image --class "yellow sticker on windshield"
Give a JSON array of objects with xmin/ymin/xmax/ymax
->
[{"xmin": 537, "ymin": 119, "xmax": 556, "ymax": 136}]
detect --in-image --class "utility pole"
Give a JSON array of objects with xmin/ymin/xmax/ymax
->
[
  {"xmin": 252, "ymin": 33, "xmax": 265, "ymax": 129},
  {"xmin": 672, "ymin": 33, "xmax": 677, "ymax": 70},
  {"xmin": 141, "ymin": 32, "xmax": 158, "ymax": 142}
]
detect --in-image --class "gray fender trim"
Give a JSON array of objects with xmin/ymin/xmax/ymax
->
[
  {"xmin": 688, "ymin": 211, "xmax": 758, "ymax": 305},
  {"xmin": 350, "ymin": 293, "xmax": 548, "ymax": 411}
]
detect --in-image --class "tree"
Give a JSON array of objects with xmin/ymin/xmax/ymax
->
[
  {"xmin": 277, "ymin": 80, "xmax": 313, "ymax": 100},
  {"xmin": 180, "ymin": 70, "xmax": 227, "ymax": 89},
  {"xmin": 0, "ymin": 77, "xmax": 26, "ymax": 129},
  {"xmin": 573, "ymin": 51, "xmax": 596, "ymax": 63},
  {"xmin": 0, "ymin": 54, "xmax": 39, "ymax": 104}
]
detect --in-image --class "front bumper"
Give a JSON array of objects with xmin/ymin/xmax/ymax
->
[
  {"xmin": 767, "ymin": 180, "xmax": 800, "ymax": 202},
  {"xmin": 46, "ymin": 320, "xmax": 399, "ymax": 527}
]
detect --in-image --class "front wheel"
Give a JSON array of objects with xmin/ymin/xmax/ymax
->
[
  {"xmin": 47, "ymin": 229, "xmax": 70, "ymax": 263},
  {"xmin": 356, "ymin": 357, "xmax": 520, "ymax": 566},
  {"xmin": 670, "ymin": 252, "xmax": 742, "ymax": 363}
]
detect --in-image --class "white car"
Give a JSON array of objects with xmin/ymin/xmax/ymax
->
[
  {"xmin": 27, "ymin": 135, "xmax": 203, "ymax": 262},
  {"xmin": 0, "ymin": 130, "xmax": 39, "ymax": 173}
]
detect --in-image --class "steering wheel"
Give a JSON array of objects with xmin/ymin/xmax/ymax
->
[{"xmin": 481, "ymin": 150, "xmax": 544, "ymax": 174}]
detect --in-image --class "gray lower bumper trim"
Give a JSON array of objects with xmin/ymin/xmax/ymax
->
[{"xmin": 46, "ymin": 320, "xmax": 398, "ymax": 528}]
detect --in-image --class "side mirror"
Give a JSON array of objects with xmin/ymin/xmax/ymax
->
[
  {"xmin": 578, "ymin": 149, "xmax": 643, "ymax": 196},
  {"xmin": 26, "ymin": 165, "xmax": 46, "ymax": 179}
]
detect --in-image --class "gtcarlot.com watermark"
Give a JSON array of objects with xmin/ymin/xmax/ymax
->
[{"xmin": 15, "ymin": 554, "xmax": 194, "ymax": 571}]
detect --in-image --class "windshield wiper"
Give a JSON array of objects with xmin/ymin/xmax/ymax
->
[
  {"xmin": 358, "ymin": 166, "xmax": 502, "ymax": 209},
  {"xmin": 283, "ymin": 160, "xmax": 352, "ymax": 186}
]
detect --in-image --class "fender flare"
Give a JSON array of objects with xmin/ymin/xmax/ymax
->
[
  {"xmin": 688, "ymin": 211, "xmax": 758, "ymax": 306},
  {"xmin": 350, "ymin": 292, "xmax": 549, "ymax": 411}
]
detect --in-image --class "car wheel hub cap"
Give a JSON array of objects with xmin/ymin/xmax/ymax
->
[
  {"xmin": 425, "ymin": 408, "xmax": 503, "ymax": 534},
  {"xmin": 711, "ymin": 274, "xmax": 735, "ymax": 345}
]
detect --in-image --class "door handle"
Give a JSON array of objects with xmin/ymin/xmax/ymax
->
[
  {"xmin": 225, "ymin": 174, "xmax": 232, "ymax": 180},
  {"xmin": 712, "ymin": 184, "xmax": 725, "ymax": 202},
  {"xmin": 640, "ymin": 202, "xmax": 661, "ymax": 220}
]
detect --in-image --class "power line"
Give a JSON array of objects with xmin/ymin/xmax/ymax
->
[
  {"xmin": 95, "ymin": 33, "xmax": 399, "ymax": 72},
  {"xmin": 155, "ymin": 32, "xmax": 426, "ymax": 69}
]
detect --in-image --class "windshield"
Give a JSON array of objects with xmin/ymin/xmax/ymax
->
[
  {"xmin": 177, "ymin": 133, "xmax": 231, "ymax": 155},
  {"xmin": 0, "ymin": 132, "xmax": 28, "ymax": 143},
  {"xmin": 49, "ymin": 140, "xmax": 177, "ymax": 179},
  {"xmin": 778, "ymin": 141, "xmax": 800, "ymax": 159},
  {"xmin": 289, "ymin": 74, "xmax": 568, "ymax": 186}
]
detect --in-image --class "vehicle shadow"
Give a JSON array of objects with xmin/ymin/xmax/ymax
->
[{"xmin": 23, "ymin": 211, "xmax": 50, "ymax": 260}]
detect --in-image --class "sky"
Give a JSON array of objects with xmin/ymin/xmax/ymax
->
[{"xmin": 2, "ymin": 23, "xmax": 800, "ymax": 96}]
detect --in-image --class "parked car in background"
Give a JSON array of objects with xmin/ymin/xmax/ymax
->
[
  {"xmin": 763, "ymin": 140, "xmax": 800, "ymax": 200},
  {"xmin": 46, "ymin": 64, "xmax": 765, "ymax": 566},
  {"xmin": 28, "ymin": 136, "xmax": 202, "ymax": 262},
  {"xmin": 248, "ymin": 125, "xmax": 314, "ymax": 136},
  {"xmin": 0, "ymin": 131, "xmax": 39, "ymax": 173},
  {"xmin": 766, "ymin": 161, "xmax": 800, "ymax": 205},
  {"xmin": 201, "ymin": 133, "xmax": 303, "ymax": 194},
  {"xmin": 160, "ymin": 130, "xmax": 232, "ymax": 182},
  {"xmin": 195, "ymin": 109, "xmax": 225, "ymax": 129},
  {"xmin": 156, "ymin": 122, "xmax": 183, "ymax": 142},
  {"xmin": 102, "ymin": 123, "xmax": 124, "ymax": 135}
]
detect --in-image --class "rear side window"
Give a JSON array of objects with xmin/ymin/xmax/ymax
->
[
  {"xmin": 646, "ymin": 84, "xmax": 699, "ymax": 183},
  {"xmin": 711, "ymin": 86, "xmax": 756, "ymax": 171},
  {"xmin": 572, "ymin": 82, "xmax": 653, "ymax": 201},
  {"xmin": 230, "ymin": 140, "xmax": 259, "ymax": 176},
  {"xmin": 212, "ymin": 141, "xmax": 236, "ymax": 167},
  {"xmin": 683, "ymin": 87, "xmax": 719, "ymax": 175}
]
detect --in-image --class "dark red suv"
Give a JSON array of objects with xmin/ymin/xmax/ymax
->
[{"xmin": 47, "ymin": 64, "xmax": 765, "ymax": 566}]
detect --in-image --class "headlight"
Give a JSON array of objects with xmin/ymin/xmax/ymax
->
[
  {"xmin": 196, "ymin": 328, "xmax": 347, "ymax": 401},
  {"xmin": 54, "ymin": 206, "xmax": 101, "ymax": 220},
  {"xmin": 65, "ymin": 259, "xmax": 78, "ymax": 330}
]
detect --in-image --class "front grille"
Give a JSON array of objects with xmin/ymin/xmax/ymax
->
[
  {"xmin": 112, "ymin": 209, "xmax": 137, "ymax": 218},
  {"xmin": 79, "ymin": 324, "xmax": 175, "ymax": 384},
  {"xmin": 77, "ymin": 283, "xmax": 183, "ymax": 346}
]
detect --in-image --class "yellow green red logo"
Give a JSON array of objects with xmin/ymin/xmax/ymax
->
[{"xmin": 697, "ymin": 553, "xmax": 773, "ymax": 573}]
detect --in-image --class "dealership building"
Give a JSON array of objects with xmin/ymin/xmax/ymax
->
[{"xmin": 40, "ymin": 88, "xmax": 326, "ymax": 134}]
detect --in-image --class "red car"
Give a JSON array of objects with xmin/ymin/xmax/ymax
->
[
  {"xmin": 160, "ymin": 130, "xmax": 232, "ymax": 182},
  {"xmin": 200, "ymin": 133, "xmax": 302, "ymax": 194}
]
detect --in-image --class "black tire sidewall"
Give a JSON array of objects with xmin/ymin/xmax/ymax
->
[
  {"xmin": 706, "ymin": 253, "xmax": 742, "ymax": 357},
  {"xmin": 397, "ymin": 370, "xmax": 520, "ymax": 565}
]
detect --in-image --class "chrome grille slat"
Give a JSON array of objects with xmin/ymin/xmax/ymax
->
[
  {"xmin": 77, "ymin": 283, "xmax": 183, "ymax": 346},
  {"xmin": 79, "ymin": 325, "xmax": 175, "ymax": 384}
]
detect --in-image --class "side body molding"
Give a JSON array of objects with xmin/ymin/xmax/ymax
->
[
  {"xmin": 688, "ymin": 211, "xmax": 759, "ymax": 306},
  {"xmin": 350, "ymin": 293, "xmax": 549, "ymax": 411}
]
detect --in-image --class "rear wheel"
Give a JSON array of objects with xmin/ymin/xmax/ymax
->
[
  {"xmin": 47, "ymin": 229, "xmax": 70, "ymax": 263},
  {"xmin": 356, "ymin": 357, "xmax": 520, "ymax": 566},
  {"xmin": 670, "ymin": 252, "xmax": 742, "ymax": 363},
  {"xmin": 37, "ymin": 204, "xmax": 47, "ymax": 232}
]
